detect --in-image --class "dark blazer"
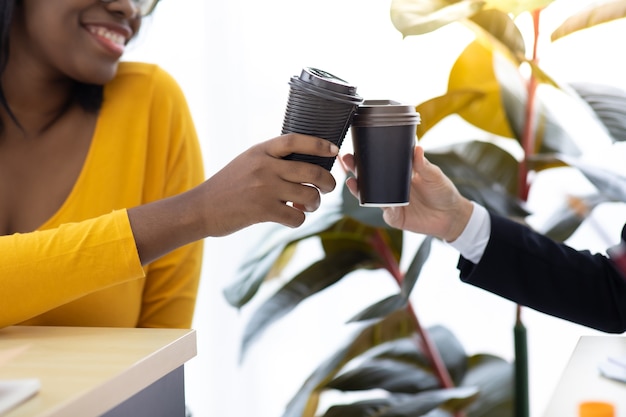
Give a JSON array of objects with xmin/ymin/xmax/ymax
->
[{"xmin": 457, "ymin": 212, "xmax": 626, "ymax": 333}]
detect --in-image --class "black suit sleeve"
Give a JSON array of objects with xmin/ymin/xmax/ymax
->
[{"xmin": 457, "ymin": 212, "xmax": 626, "ymax": 333}]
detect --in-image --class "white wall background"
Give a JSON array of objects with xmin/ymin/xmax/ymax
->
[{"xmin": 124, "ymin": 1, "xmax": 626, "ymax": 416}]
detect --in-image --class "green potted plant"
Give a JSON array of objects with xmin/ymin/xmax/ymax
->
[
  {"xmin": 391, "ymin": 0, "xmax": 626, "ymax": 415},
  {"xmin": 223, "ymin": 1, "xmax": 626, "ymax": 416}
]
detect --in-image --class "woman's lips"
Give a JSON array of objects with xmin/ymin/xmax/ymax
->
[{"xmin": 85, "ymin": 25, "xmax": 128, "ymax": 57}]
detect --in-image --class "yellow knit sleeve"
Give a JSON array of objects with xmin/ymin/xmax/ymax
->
[
  {"xmin": 0, "ymin": 210, "xmax": 145, "ymax": 328},
  {"xmin": 132, "ymin": 65, "xmax": 205, "ymax": 329}
]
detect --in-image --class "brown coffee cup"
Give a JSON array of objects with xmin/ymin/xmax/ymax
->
[
  {"xmin": 350, "ymin": 100, "xmax": 421, "ymax": 206},
  {"xmin": 281, "ymin": 68, "xmax": 363, "ymax": 171}
]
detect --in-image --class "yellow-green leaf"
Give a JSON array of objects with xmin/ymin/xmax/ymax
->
[
  {"xmin": 448, "ymin": 40, "xmax": 515, "ymax": 137},
  {"xmin": 527, "ymin": 61, "xmax": 559, "ymax": 88},
  {"xmin": 467, "ymin": 9, "xmax": 526, "ymax": 59},
  {"xmin": 416, "ymin": 90, "xmax": 485, "ymax": 138},
  {"xmin": 482, "ymin": 0, "xmax": 554, "ymax": 16},
  {"xmin": 390, "ymin": 0, "xmax": 485, "ymax": 37},
  {"xmin": 264, "ymin": 242, "xmax": 297, "ymax": 281},
  {"xmin": 551, "ymin": 0, "xmax": 626, "ymax": 42}
]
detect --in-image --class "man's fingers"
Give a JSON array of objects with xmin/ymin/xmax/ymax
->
[
  {"xmin": 413, "ymin": 146, "xmax": 426, "ymax": 173},
  {"xmin": 345, "ymin": 177, "xmax": 358, "ymax": 199},
  {"xmin": 382, "ymin": 206, "xmax": 403, "ymax": 228},
  {"xmin": 339, "ymin": 153, "xmax": 355, "ymax": 174}
]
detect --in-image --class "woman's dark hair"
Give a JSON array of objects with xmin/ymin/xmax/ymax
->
[
  {"xmin": 0, "ymin": 0, "xmax": 16, "ymax": 126},
  {"xmin": 0, "ymin": 0, "xmax": 104, "ymax": 131}
]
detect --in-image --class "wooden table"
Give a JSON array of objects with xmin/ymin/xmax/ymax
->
[
  {"xmin": 543, "ymin": 335, "xmax": 626, "ymax": 416},
  {"xmin": 0, "ymin": 326, "xmax": 196, "ymax": 417}
]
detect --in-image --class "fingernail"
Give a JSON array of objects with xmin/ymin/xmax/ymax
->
[{"xmin": 330, "ymin": 144, "xmax": 339, "ymax": 155}]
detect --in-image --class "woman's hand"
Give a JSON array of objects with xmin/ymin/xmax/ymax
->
[
  {"xmin": 198, "ymin": 133, "xmax": 338, "ymax": 236},
  {"xmin": 129, "ymin": 133, "xmax": 338, "ymax": 264}
]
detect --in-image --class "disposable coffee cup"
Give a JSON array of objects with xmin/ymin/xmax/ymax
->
[
  {"xmin": 350, "ymin": 100, "xmax": 421, "ymax": 207},
  {"xmin": 281, "ymin": 67, "xmax": 363, "ymax": 171}
]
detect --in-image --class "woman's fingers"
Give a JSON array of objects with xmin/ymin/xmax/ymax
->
[
  {"xmin": 265, "ymin": 133, "xmax": 339, "ymax": 160},
  {"xmin": 278, "ymin": 158, "xmax": 336, "ymax": 194}
]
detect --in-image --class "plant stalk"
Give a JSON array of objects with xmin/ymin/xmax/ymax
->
[
  {"xmin": 371, "ymin": 231, "xmax": 464, "ymax": 416},
  {"xmin": 514, "ymin": 306, "xmax": 530, "ymax": 417},
  {"xmin": 514, "ymin": 8, "xmax": 542, "ymax": 417}
]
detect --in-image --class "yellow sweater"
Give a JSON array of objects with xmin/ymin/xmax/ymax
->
[{"xmin": 0, "ymin": 62, "xmax": 205, "ymax": 329}]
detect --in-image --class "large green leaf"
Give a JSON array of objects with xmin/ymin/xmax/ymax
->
[
  {"xmin": 540, "ymin": 193, "xmax": 610, "ymax": 242},
  {"xmin": 435, "ymin": 140, "xmax": 519, "ymax": 193},
  {"xmin": 346, "ymin": 326, "xmax": 469, "ymax": 387},
  {"xmin": 348, "ymin": 236, "xmax": 433, "ymax": 323},
  {"xmin": 348, "ymin": 293, "xmax": 410, "ymax": 324},
  {"xmin": 379, "ymin": 330, "xmax": 466, "ymax": 386},
  {"xmin": 320, "ymin": 216, "xmax": 403, "ymax": 265},
  {"xmin": 570, "ymin": 82, "xmax": 626, "ymax": 143},
  {"xmin": 424, "ymin": 142, "xmax": 529, "ymax": 218},
  {"xmin": 558, "ymin": 155, "xmax": 626, "ymax": 202},
  {"xmin": 238, "ymin": 209, "xmax": 411, "ymax": 358},
  {"xmin": 323, "ymin": 336, "xmax": 512, "ymax": 417},
  {"xmin": 282, "ymin": 309, "xmax": 416, "ymax": 417},
  {"xmin": 223, "ymin": 208, "xmax": 344, "ymax": 308},
  {"xmin": 321, "ymin": 387, "xmax": 479, "ymax": 417},
  {"xmin": 551, "ymin": 0, "xmax": 626, "ymax": 42},
  {"xmin": 492, "ymin": 50, "xmax": 609, "ymax": 158},
  {"xmin": 402, "ymin": 235, "xmax": 434, "ymax": 297},
  {"xmin": 224, "ymin": 243, "xmax": 290, "ymax": 309},
  {"xmin": 390, "ymin": 0, "xmax": 485, "ymax": 37},
  {"xmin": 326, "ymin": 358, "xmax": 441, "ymax": 393},
  {"xmin": 461, "ymin": 354, "xmax": 514, "ymax": 417},
  {"xmin": 536, "ymin": 84, "xmax": 613, "ymax": 156},
  {"xmin": 239, "ymin": 249, "xmax": 375, "ymax": 360},
  {"xmin": 421, "ymin": 410, "xmax": 453, "ymax": 417}
]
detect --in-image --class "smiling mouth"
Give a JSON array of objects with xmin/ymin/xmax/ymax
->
[{"xmin": 87, "ymin": 26, "xmax": 127, "ymax": 46}]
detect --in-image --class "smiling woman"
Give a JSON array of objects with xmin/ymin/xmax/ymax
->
[
  {"xmin": 0, "ymin": 0, "xmax": 204, "ymax": 328},
  {"xmin": 0, "ymin": 0, "xmax": 338, "ymax": 336}
]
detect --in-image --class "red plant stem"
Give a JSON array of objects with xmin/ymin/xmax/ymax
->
[
  {"xmin": 530, "ymin": 9, "xmax": 540, "ymax": 65},
  {"xmin": 518, "ymin": 9, "xmax": 542, "ymax": 202},
  {"xmin": 370, "ymin": 231, "xmax": 457, "ymax": 390},
  {"xmin": 517, "ymin": 77, "xmax": 537, "ymax": 201},
  {"xmin": 515, "ymin": 5, "xmax": 543, "ymax": 339},
  {"xmin": 514, "ymin": 10, "xmax": 543, "ymax": 417},
  {"xmin": 517, "ymin": 9, "xmax": 542, "ymax": 315}
]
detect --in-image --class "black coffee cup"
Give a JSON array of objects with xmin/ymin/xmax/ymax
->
[
  {"xmin": 281, "ymin": 68, "xmax": 363, "ymax": 171},
  {"xmin": 350, "ymin": 100, "xmax": 421, "ymax": 206}
]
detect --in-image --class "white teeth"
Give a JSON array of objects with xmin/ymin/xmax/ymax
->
[{"xmin": 89, "ymin": 27, "xmax": 125, "ymax": 46}]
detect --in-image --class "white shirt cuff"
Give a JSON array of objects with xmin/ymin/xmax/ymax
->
[{"xmin": 446, "ymin": 202, "xmax": 490, "ymax": 264}]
